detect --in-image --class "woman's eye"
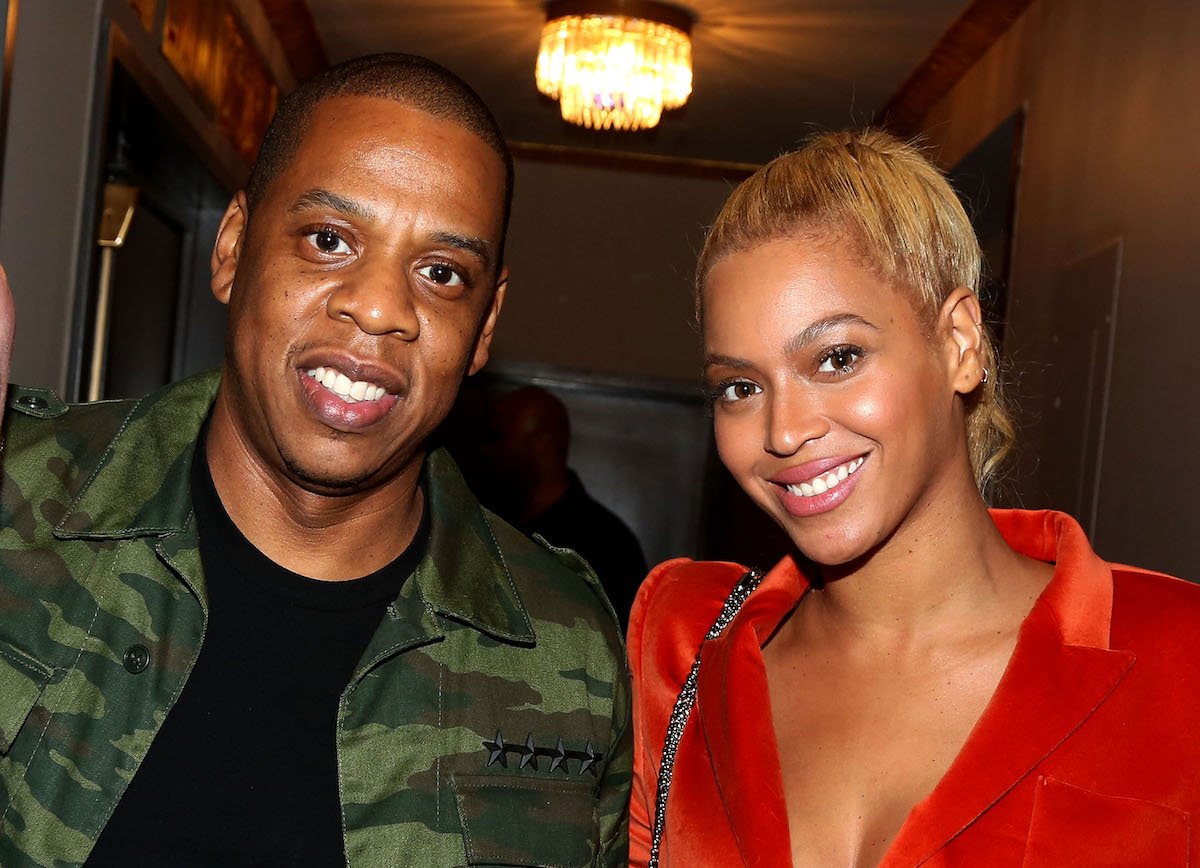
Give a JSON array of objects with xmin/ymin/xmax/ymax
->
[
  {"xmin": 417, "ymin": 263, "xmax": 463, "ymax": 287},
  {"xmin": 720, "ymin": 381, "xmax": 762, "ymax": 402},
  {"xmin": 817, "ymin": 346, "xmax": 861, "ymax": 375},
  {"xmin": 306, "ymin": 229, "xmax": 351, "ymax": 255}
]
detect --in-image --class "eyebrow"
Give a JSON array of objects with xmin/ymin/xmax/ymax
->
[
  {"xmin": 784, "ymin": 313, "xmax": 879, "ymax": 355},
  {"xmin": 430, "ymin": 231, "xmax": 495, "ymax": 271},
  {"xmin": 703, "ymin": 313, "xmax": 879, "ymax": 371},
  {"xmin": 288, "ymin": 188, "xmax": 375, "ymax": 222}
]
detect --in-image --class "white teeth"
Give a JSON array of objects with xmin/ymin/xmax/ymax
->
[
  {"xmin": 305, "ymin": 366, "xmax": 389, "ymax": 403},
  {"xmin": 783, "ymin": 457, "xmax": 865, "ymax": 499}
]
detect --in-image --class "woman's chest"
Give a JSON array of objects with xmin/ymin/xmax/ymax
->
[{"xmin": 766, "ymin": 649, "xmax": 1011, "ymax": 867}]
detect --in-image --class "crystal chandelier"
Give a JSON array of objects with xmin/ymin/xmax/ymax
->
[{"xmin": 535, "ymin": 0, "xmax": 694, "ymax": 131}]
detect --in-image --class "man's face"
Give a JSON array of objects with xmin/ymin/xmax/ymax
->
[{"xmin": 211, "ymin": 95, "xmax": 508, "ymax": 494}]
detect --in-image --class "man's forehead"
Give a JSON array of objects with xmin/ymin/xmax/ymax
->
[{"xmin": 299, "ymin": 95, "xmax": 496, "ymax": 157}]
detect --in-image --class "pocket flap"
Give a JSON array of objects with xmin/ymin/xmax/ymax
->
[
  {"xmin": 0, "ymin": 640, "xmax": 54, "ymax": 754},
  {"xmin": 1023, "ymin": 776, "xmax": 1190, "ymax": 867},
  {"xmin": 453, "ymin": 773, "xmax": 599, "ymax": 867}
]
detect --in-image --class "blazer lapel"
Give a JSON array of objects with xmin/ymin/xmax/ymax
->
[
  {"xmin": 696, "ymin": 559, "xmax": 808, "ymax": 868},
  {"xmin": 885, "ymin": 510, "xmax": 1137, "ymax": 865}
]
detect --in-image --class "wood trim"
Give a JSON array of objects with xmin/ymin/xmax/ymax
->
[
  {"xmin": 227, "ymin": 0, "xmax": 297, "ymax": 91},
  {"xmin": 509, "ymin": 139, "xmax": 757, "ymax": 180},
  {"xmin": 107, "ymin": 11, "xmax": 249, "ymax": 191},
  {"xmin": 875, "ymin": 0, "xmax": 1036, "ymax": 136},
  {"xmin": 257, "ymin": 0, "xmax": 327, "ymax": 85}
]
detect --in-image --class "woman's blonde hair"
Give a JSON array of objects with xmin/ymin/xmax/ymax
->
[{"xmin": 697, "ymin": 128, "xmax": 1015, "ymax": 493}]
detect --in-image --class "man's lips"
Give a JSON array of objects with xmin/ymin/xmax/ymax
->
[
  {"xmin": 293, "ymin": 351, "xmax": 406, "ymax": 395},
  {"xmin": 293, "ymin": 352, "xmax": 405, "ymax": 431}
]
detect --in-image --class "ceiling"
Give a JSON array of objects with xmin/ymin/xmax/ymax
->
[{"xmin": 304, "ymin": 0, "xmax": 971, "ymax": 166}]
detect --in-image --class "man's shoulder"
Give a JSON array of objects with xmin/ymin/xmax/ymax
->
[
  {"xmin": 3, "ymin": 385, "xmax": 140, "ymax": 499},
  {"xmin": 484, "ymin": 508, "xmax": 624, "ymax": 651}
]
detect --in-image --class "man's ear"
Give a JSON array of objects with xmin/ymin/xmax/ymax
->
[
  {"xmin": 211, "ymin": 192, "xmax": 249, "ymax": 306},
  {"xmin": 468, "ymin": 268, "xmax": 508, "ymax": 376},
  {"xmin": 940, "ymin": 287, "xmax": 987, "ymax": 395}
]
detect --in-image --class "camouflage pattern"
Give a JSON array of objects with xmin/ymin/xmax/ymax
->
[{"xmin": 0, "ymin": 370, "xmax": 631, "ymax": 867}]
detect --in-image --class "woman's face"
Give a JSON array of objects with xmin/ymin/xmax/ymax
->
[{"xmin": 702, "ymin": 235, "xmax": 971, "ymax": 566}]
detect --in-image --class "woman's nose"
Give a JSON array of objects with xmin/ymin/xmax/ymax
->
[{"xmin": 765, "ymin": 389, "xmax": 829, "ymax": 457}]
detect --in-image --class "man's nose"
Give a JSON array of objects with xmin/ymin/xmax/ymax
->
[
  {"xmin": 325, "ymin": 261, "xmax": 420, "ymax": 339},
  {"xmin": 765, "ymin": 388, "xmax": 829, "ymax": 457}
]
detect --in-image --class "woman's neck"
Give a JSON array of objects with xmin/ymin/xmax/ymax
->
[{"xmin": 796, "ymin": 480, "xmax": 1051, "ymax": 659}]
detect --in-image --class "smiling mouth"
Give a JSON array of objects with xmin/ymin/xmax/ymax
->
[
  {"xmin": 781, "ymin": 456, "xmax": 865, "ymax": 498},
  {"xmin": 305, "ymin": 366, "xmax": 390, "ymax": 403}
]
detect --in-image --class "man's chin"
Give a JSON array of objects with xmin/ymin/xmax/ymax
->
[{"xmin": 281, "ymin": 454, "xmax": 385, "ymax": 496}]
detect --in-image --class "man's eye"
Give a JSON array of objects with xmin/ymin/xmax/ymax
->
[
  {"xmin": 306, "ymin": 229, "xmax": 350, "ymax": 255},
  {"xmin": 817, "ymin": 346, "xmax": 862, "ymax": 375},
  {"xmin": 417, "ymin": 263, "xmax": 463, "ymax": 287},
  {"xmin": 720, "ymin": 381, "xmax": 762, "ymax": 402}
]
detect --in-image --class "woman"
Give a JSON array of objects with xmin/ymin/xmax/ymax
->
[{"xmin": 628, "ymin": 129, "xmax": 1200, "ymax": 867}]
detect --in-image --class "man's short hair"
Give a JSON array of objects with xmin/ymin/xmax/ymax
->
[{"xmin": 245, "ymin": 53, "xmax": 514, "ymax": 265}]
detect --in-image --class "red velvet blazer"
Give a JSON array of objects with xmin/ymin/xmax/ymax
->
[{"xmin": 628, "ymin": 510, "xmax": 1200, "ymax": 866}]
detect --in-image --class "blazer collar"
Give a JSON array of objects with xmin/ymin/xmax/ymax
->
[
  {"xmin": 695, "ymin": 510, "xmax": 1133, "ymax": 867},
  {"xmin": 885, "ymin": 509, "xmax": 1134, "ymax": 865}
]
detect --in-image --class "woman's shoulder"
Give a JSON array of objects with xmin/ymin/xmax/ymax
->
[
  {"xmin": 1110, "ymin": 563, "xmax": 1200, "ymax": 644},
  {"xmin": 628, "ymin": 558, "xmax": 749, "ymax": 686}
]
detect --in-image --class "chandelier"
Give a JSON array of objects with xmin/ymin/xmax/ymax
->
[{"xmin": 535, "ymin": 0, "xmax": 694, "ymax": 131}]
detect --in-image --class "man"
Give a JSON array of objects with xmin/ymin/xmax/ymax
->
[
  {"xmin": 0, "ymin": 54, "xmax": 629, "ymax": 867},
  {"xmin": 478, "ymin": 386, "xmax": 648, "ymax": 628}
]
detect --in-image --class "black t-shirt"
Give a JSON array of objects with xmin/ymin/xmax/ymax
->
[{"xmin": 87, "ymin": 440, "xmax": 427, "ymax": 867}]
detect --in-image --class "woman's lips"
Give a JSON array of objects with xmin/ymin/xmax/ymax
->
[{"xmin": 772, "ymin": 454, "xmax": 867, "ymax": 517}]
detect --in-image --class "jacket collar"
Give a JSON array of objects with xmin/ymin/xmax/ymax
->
[
  {"xmin": 694, "ymin": 509, "xmax": 1134, "ymax": 867},
  {"xmin": 886, "ymin": 509, "xmax": 1134, "ymax": 865},
  {"xmin": 55, "ymin": 371, "xmax": 534, "ymax": 646}
]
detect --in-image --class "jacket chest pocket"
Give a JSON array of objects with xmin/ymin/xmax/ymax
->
[
  {"xmin": 453, "ymin": 773, "xmax": 599, "ymax": 867},
  {"xmin": 1022, "ymin": 776, "xmax": 1190, "ymax": 867},
  {"xmin": 0, "ymin": 639, "xmax": 55, "ymax": 755}
]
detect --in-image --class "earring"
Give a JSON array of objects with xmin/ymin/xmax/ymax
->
[{"xmin": 980, "ymin": 368, "xmax": 989, "ymax": 386}]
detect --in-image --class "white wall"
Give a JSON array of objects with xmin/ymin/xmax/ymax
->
[{"xmin": 495, "ymin": 157, "xmax": 739, "ymax": 381}]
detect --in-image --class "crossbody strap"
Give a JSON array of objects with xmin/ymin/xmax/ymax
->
[{"xmin": 648, "ymin": 568, "xmax": 764, "ymax": 868}]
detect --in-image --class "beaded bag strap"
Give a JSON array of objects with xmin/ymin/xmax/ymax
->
[{"xmin": 648, "ymin": 568, "xmax": 764, "ymax": 868}]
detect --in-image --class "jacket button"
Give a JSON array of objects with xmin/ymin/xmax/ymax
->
[
  {"xmin": 122, "ymin": 644, "xmax": 150, "ymax": 674},
  {"xmin": 16, "ymin": 395, "xmax": 47, "ymax": 410}
]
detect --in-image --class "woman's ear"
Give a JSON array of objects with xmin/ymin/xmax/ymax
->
[
  {"xmin": 211, "ymin": 192, "xmax": 248, "ymax": 306},
  {"xmin": 940, "ymin": 287, "xmax": 987, "ymax": 395}
]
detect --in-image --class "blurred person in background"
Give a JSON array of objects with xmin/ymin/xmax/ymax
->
[{"xmin": 478, "ymin": 385, "xmax": 648, "ymax": 628}]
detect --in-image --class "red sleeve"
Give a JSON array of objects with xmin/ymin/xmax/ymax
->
[{"xmin": 626, "ymin": 558, "xmax": 747, "ymax": 867}]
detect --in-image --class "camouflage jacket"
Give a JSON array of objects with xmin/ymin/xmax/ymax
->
[{"xmin": 0, "ymin": 371, "xmax": 631, "ymax": 867}]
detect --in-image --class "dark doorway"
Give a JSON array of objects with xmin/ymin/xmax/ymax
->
[{"xmin": 83, "ymin": 62, "xmax": 230, "ymax": 401}]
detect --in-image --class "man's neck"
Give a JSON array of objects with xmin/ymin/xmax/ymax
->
[{"xmin": 203, "ymin": 399, "xmax": 425, "ymax": 582}]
